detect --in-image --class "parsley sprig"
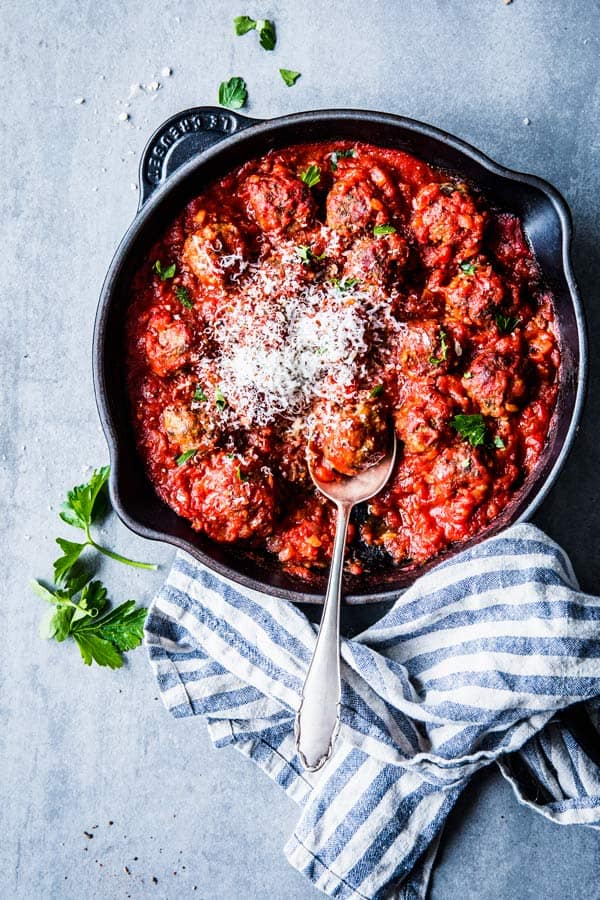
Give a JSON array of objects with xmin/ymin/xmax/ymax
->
[
  {"xmin": 233, "ymin": 16, "xmax": 276, "ymax": 49},
  {"xmin": 279, "ymin": 69, "xmax": 301, "ymax": 87},
  {"xmin": 153, "ymin": 260, "xmax": 176, "ymax": 281},
  {"xmin": 429, "ymin": 329, "xmax": 448, "ymax": 366},
  {"xmin": 300, "ymin": 165, "xmax": 321, "ymax": 187},
  {"xmin": 54, "ymin": 467, "xmax": 157, "ymax": 584},
  {"xmin": 218, "ymin": 76, "xmax": 248, "ymax": 110},
  {"xmin": 32, "ymin": 574, "xmax": 147, "ymax": 669},
  {"xmin": 495, "ymin": 312, "xmax": 521, "ymax": 334},
  {"xmin": 450, "ymin": 414, "xmax": 505, "ymax": 450},
  {"xmin": 330, "ymin": 148, "xmax": 356, "ymax": 171},
  {"xmin": 373, "ymin": 224, "xmax": 396, "ymax": 236},
  {"xmin": 296, "ymin": 245, "xmax": 325, "ymax": 265}
]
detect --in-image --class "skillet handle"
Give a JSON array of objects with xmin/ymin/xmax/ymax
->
[{"xmin": 138, "ymin": 106, "xmax": 260, "ymax": 209}]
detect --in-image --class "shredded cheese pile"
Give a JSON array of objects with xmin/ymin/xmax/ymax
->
[{"xmin": 206, "ymin": 249, "xmax": 403, "ymax": 426}]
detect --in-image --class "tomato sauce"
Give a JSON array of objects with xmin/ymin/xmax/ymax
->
[{"xmin": 126, "ymin": 141, "xmax": 560, "ymax": 580}]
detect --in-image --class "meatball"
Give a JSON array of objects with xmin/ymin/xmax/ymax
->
[
  {"xmin": 326, "ymin": 163, "xmax": 397, "ymax": 234},
  {"xmin": 144, "ymin": 308, "xmax": 192, "ymax": 377},
  {"xmin": 182, "ymin": 221, "xmax": 247, "ymax": 287},
  {"xmin": 343, "ymin": 233, "xmax": 409, "ymax": 287},
  {"xmin": 411, "ymin": 182, "xmax": 485, "ymax": 268},
  {"xmin": 161, "ymin": 402, "xmax": 220, "ymax": 456},
  {"xmin": 242, "ymin": 162, "xmax": 316, "ymax": 233},
  {"xmin": 394, "ymin": 383, "xmax": 453, "ymax": 453},
  {"xmin": 425, "ymin": 445, "xmax": 492, "ymax": 542},
  {"xmin": 443, "ymin": 259, "xmax": 504, "ymax": 324},
  {"xmin": 190, "ymin": 452, "xmax": 276, "ymax": 542},
  {"xmin": 394, "ymin": 319, "xmax": 455, "ymax": 378},
  {"xmin": 464, "ymin": 336, "xmax": 527, "ymax": 417},
  {"xmin": 266, "ymin": 494, "xmax": 336, "ymax": 572},
  {"xmin": 311, "ymin": 393, "xmax": 389, "ymax": 477}
]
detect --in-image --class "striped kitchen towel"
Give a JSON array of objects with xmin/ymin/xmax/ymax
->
[{"xmin": 145, "ymin": 523, "xmax": 600, "ymax": 900}]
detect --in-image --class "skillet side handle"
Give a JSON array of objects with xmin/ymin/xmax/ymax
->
[{"xmin": 138, "ymin": 106, "xmax": 260, "ymax": 209}]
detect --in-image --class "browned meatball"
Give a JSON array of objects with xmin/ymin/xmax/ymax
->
[
  {"xmin": 144, "ymin": 308, "xmax": 192, "ymax": 377},
  {"xmin": 311, "ymin": 393, "xmax": 389, "ymax": 477},
  {"xmin": 424, "ymin": 445, "xmax": 492, "ymax": 542},
  {"xmin": 463, "ymin": 336, "xmax": 527, "ymax": 417},
  {"xmin": 443, "ymin": 259, "xmax": 504, "ymax": 324},
  {"xmin": 161, "ymin": 402, "xmax": 220, "ymax": 456},
  {"xmin": 242, "ymin": 162, "xmax": 316, "ymax": 233},
  {"xmin": 411, "ymin": 182, "xmax": 486, "ymax": 268},
  {"xmin": 183, "ymin": 222, "xmax": 247, "ymax": 287},
  {"xmin": 326, "ymin": 164, "xmax": 396, "ymax": 234},
  {"xmin": 190, "ymin": 451, "xmax": 276, "ymax": 542},
  {"xmin": 343, "ymin": 233, "xmax": 409, "ymax": 287},
  {"xmin": 394, "ymin": 383, "xmax": 453, "ymax": 453},
  {"xmin": 394, "ymin": 319, "xmax": 455, "ymax": 378}
]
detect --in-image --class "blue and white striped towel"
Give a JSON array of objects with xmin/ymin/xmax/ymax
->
[{"xmin": 145, "ymin": 523, "xmax": 600, "ymax": 900}]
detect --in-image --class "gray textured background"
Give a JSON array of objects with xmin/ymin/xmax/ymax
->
[{"xmin": 2, "ymin": 1, "xmax": 600, "ymax": 898}]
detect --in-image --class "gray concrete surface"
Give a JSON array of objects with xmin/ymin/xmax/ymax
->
[{"xmin": 1, "ymin": 1, "xmax": 599, "ymax": 898}]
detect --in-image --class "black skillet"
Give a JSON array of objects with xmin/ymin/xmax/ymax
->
[{"xmin": 93, "ymin": 107, "xmax": 587, "ymax": 624}]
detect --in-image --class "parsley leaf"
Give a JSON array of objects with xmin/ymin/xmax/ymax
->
[
  {"xmin": 175, "ymin": 285, "xmax": 194, "ymax": 309},
  {"xmin": 153, "ymin": 260, "xmax": 176, "ymax": 281},
  {"xmin": 459, "ymin": 261, "xmax": 478, "ymax": 276},
  {"xmin": 55, "ymin": 466, "xmax": 157, "ymax": 582},
  {"xmin": 493, "ymin": 435, "xmax": 506, "ymax": 449},
  {"xmin": 429, "ymin": 329, "xmax": 448, "ymax": 366},
  {"xmin": 295, "ymin": 245, "xmax": 325, "ymax": 265},
  {"xmin": 236, "ymin": 466, "xmax": 249, "ymax": 482},
  {"xmin": 176, "ymin": 449, "xmax": 197, "ymax": 466},
  {"xmin": 32, "ymin": 574, "xmax": 147, "ymax": 668},
  {"xmin": 330, "ymin": 148, "xmax": 356, "ymax": 171},
  {"xmin": 370, "ymin": 384, "xmax": 384, "ymax": 398},
  {"xmin": 258, "ymin": 18, "xmax": 276, "ymax": 50},
  {"xmin": 215, "ymin": 387, "xmax": 228, "ymax": 410},
  {"xmin": 233, "ymin": 15, "xmax": 257, "ymax": 34},
  {"xmin": 495, "ymin": 312, "xmax": 521, "ymax": 334},
  {"xmin": 218, "ymin": 76, "xmax": 248, "ymax": 110},
  {"xmin": 193, "ymin": 385, "xmax": 208, "ymax": 402},
  {"xmin": 279, "ymin": 68, "xmax": 301, "ymax": 87},
  {"xmin": 299, "ymin": 164, "xmax": 321, "ymax": 187},
  {"xmin": 331, "ymin": 276, "xmax": 360, "ymax": 291},
  {"xmin": 450, "ymin": 414, "xmax": 487, "ymax": 447},
  {"xmin": 373, "ymin": 224, "xmax": 396, "ymax": 236}
]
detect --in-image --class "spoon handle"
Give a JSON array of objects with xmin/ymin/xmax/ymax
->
[{"xmin": 295, "ymin": 501, "xmax": 351, "ymax": 771}]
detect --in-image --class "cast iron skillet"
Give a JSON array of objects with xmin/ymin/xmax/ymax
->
[{"xmin": 93, "ymin": 107, "xmax": 587, "ymax": 606}]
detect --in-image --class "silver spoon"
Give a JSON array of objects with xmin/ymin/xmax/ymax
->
[{"xmin": 294, "ymin": 434, "xmax": 397, "ymax": 771}]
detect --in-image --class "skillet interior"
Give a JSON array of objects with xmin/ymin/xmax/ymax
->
[{"xmin": 93, "ymin": 109, "xmax": 586, "ymax": 605}]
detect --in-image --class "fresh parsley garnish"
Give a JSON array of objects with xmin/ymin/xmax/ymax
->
[
  {"xmin": 463, "ymin": 371, "xmax": 473, "ymax": 380},
  {"xmin": 236, "ymin": 466, "xmax": 249, "ymax": 482},
  {"xmin": 299, "ymin": 164, "xmax": 321, "ymax": 187},
  {"xmin": 215, "ymin": 387, "xmax": 228, "ymax": 410},
  {"xmin": 295, "ymin": 245, "xmax": 325, "ymax": 265},
  {"xmin": 218, "ymin": 76, "xmax": 248, "ymax": 110},
  {"xmin": 233, "ymin": 16, "xmax": 276, "ymax": 49},
  {"xmin": 233, "ymin": 14, "xmax": 257, "ymax": 34},
  {"xmin": 459, "ymin": 261, "xmax": 478, "ymax": 276},
  {"xmin": 429, "ymin": 329, "xmax": 448, "ymax": 366},
  {"xmin": 279, "ymin": 68, "xmax": 301, "ymax": 87},
  {"xmin": 193, "ymin": 385, "xmax": 208, "ymax": 402},
  {"xmin": 176, "ymin": 449, "xmax": 197, "ymax": 466},
  {"xmin": 175, "ymin": 285, "xmax": 194, "ymax": 309},
  {"xmin": 258, "ymin": 19, "xmax": 276, "ymax": 50},
  {"xmin": 54, "ymin": 467, "xmax": 157, "ymax": 584},
  {"xmin": 495, "ymin": 312, "xmax": 521, "ymax": 334},
  {"xmin": 450, "ymin": 414, "xmax": 487, "ymax": 447},
  {"xmin": 493, "ymin": 435, "xmax": 506, "ymax": 449},
  {"xmin": 330, "ymin": 148, "xmax": 356, "ymax": 171},
  {"xmin": 153, "ymin": 260, "xmax": 176, "ymax": 281},
  {"xmin": 373, "ymin": 224, "xmax": 396, "ymax": 236},
  {"xmin": 331, "ymin": 276, "xmax": 360, "ymax": 291},
  {"xmin": 370, "ymin": 384, "xmax": 384, "ymax": 398},
  {"xmin": 32, "ymin": 573, "xmax": 147, "ymax": 669}
]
